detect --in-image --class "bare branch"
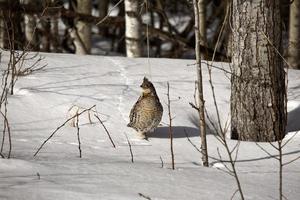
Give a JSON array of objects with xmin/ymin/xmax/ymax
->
[
  {"xmin": 255, "ymin": 142, "xmax": 279, "ymax": 160},
  {"xmin": 124, "ymin": 133, "xmax": 134, "ymax": 163},
  {"xmin": 96, "ymin": 0, "xmax": 124, "ymax": 25},
  {"xmin": 283, "ymin": 155, "xmax": 300, "ymax": 166},
  {"xmin": 282, "ymin": 131, "xmax": 299, "ymax": 148},
  {"xmin": 75, "ymin": 113, "xmax": 82, "ymax": 158},
  {"xmin": 138, "ymin": 193, "xmax": 152, "ymax": 200},
  {"xmin": 230, "ymin": 189, "xmax": 239, "ymax": 200},
  {"xmin": 33, "ymin": 105, "xmax": 96, "ymax": 157},
  {"xmin": 159, "ymin": 156, "xmax": 164, "ymax": 168},
  {"xmin": 94, "ymin": 114, "xmax": 116, "ymax": 148},
  {"xmin": 167, "ymin": 82, "xmax": 175, "ymax": 170},
  {"xmin": 184, "ymin": 129, "xmax": 201, "ymax": 153}
]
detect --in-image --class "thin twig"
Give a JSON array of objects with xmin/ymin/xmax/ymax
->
[
  {"xmin": 230, "ymin": 189, "xmax": 239, "ymax": 200},
  {"xmin": 159, "ymin": 156, "xmax": 164, "ymax": 168},
  {"xmin": 94, "ymin": 114, "xmax": 116, "ymax": 148},
  {"xmin": 33, "ymin": 105, "xmax": 96, "ymax": 157},
  {"xmin": 232, "ymin": 141, "xmax": 241, "ymax": 164},
  {"xmin": 124, "ymin": 133, "xmax": 134, "ymax": 163},
  {"xmin": 255, "ymin": 143, "xmax": 279, "ymax": 160},
  {"xmin": 216, "ymin": 147, "xmax": 233, "ymax": 174},
  {"xmin": 261, "ymin": 31, "xmax": 291, "ymax": 69},
  {"xmin": 138, "ymin": 193, "xmax": 152, "ymax": 200},
  {"xmin": 283, "ymin": 155, "xmax": 300, "ymax": 166},
  {"xmin": 96, "ymin": 0, "xmax": 124, "ymax": 25},
  {"xmin": 75, "ymin": 113, "xmax": 82, "ymax": 158},
  {"xmin": 204, "ymin": 1, "xmax": 244, "ymax": 198},
  {"xmin": 282, "ymin": 131, "xmax": 299, "ymax": 148},
  {"xmin": 184, "ymin": 129, "xmax": 201, "ymax": 153},
  {"xmin": 167, "ymin": 82, "xmax": 175, "ymax": 170},
  {"xmin": 0, "ymin": 94, "xmax": 11, "ymax": 158}
]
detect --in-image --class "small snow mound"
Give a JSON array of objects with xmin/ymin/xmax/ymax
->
[
  {"xmin": 68, "ymin": 142, "xmax": 78, "ymax": 146},
  {"xmin": 212, "ymin": 162, "xmax": 225, "ymax": 169},
  {"xmin": 15, "ymin": 138, "xmax": 28, "ymax": 142},
  {"xmin": 14, "ymin": 88, "xmax": 31, "ymax": 96}
]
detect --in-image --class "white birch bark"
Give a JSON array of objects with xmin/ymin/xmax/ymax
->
[
  {"xmin": 75, "ymin": 0, "xmax": 92, "ymax": 54},
  {"xmin": 193, "ymin": 0, "xmax": 208, "ymax": 167},
  {"xmin": 125, "ymin": 0, "xmax": 142, "ymax": 57},
  {"xmin": 288, "ymin": 0, "xmax": 300, "ymax": 69},
  {"xmin": 23, "ymin": 0, "xmax": 38, "ymax": 49},
  {"xmin": 51, "ymin": 17, "xmax": 59, "ymax": 52},
  {"xmin": 0, "ymin": 13, "xmax": 4, "ymax": 49},
  {"xmin": 198, "ymin": 0, "xmax": 206, "ymax": 47}
]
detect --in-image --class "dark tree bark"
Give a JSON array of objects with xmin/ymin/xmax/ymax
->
[
  {"xmin": 98, "ymin": 0, "xmax": 109, "ymax": 36},
  {"xmin": 231, "ymin": 0, "xmax": 286, "ymax": 142},
  {"xmin": 1, "ymin": 0, "xmax": 25, "ymax": 50}
]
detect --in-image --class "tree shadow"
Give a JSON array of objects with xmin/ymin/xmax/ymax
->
[
  {"xmin": 148, "ymin": 125, "xmax": 214, "ymax": 139},
  {"xmin": 148, "ymin": 126, "xmax": 199, "ymax": 139},
  {"xmin": 287, "ymin": 105, "xmax": 300, "ymax": 132}
]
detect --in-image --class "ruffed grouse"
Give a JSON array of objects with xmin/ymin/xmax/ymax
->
[{"xmin": 127, "ymin": 77, "xmax": 163, "ymax": 139}]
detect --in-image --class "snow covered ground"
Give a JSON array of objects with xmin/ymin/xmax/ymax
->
[{"xmin": 0, "ymin": 52, "xmax": 299, "ymax": 200}]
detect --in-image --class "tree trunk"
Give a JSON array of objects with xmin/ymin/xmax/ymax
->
[
  {"xmin": 75, "ymin": 0, "xmax": 91, "ymax": 54},
  {"xmin": 198, "ymin": 0, "xmax": 206, "ymax": 46},
  {"xmin": 125, "ymin": 0, "xmax": 142, "ymax": 57},
  {"xmin": 40, "ymin": 19, "xmax": 51, "ymax": 52},
  {"xmin": 24, "ymin": 0, "xmax": 38, "ymax": 50},
  {"xmin": 2, "ymin": 0, "xmax": 24, "ymax": 50},
  {"xmin": 0, "ymin": 10, "xmax": 5, "ymax": 48},
  {"xmin": 98, "ymin": 0, "xmax": 109, "ymax": 36},
  {"xmin": 193, "ymin": 0, "xmax": 208, "ymax": 167},
  {"xmin": 288, "ymin": 0, "xmax": 300, "ymax": 69},
  {"xmin": 231, "ymin": 0, "xmax": 286, "ymax": 142}
]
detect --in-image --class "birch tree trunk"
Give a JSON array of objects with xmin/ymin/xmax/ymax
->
[
  {"xmin": 24, "ymin": 0, "xmax": 38, "ymax": 50},
  {"xmin": 125, "ymin": 0, "xmax": 142, "ymax": 57},
  {"xmin": 0, "ymin": 8, "xmax": 5, "ymax": 49},
  {"xmin": 193, "ymin": 0, "xmax": 208, "ymax": 167},
  {"xmin": 75, "ymin": 0, "xmax": 91, "ymax": 54},
  {"xmin": 51, "ymin": 16, "xmax": 60, "ymax": 52},
  {"xmin": 231, "ymin": 0, "xmax": 286, "ymax": 142},
  {"xmin": 198, "ymin": 0, "xmax": 206, "ymax": 47},
  {"xmin": 288, "ymin": 0, "xmax": 300, "ymax": 69}
]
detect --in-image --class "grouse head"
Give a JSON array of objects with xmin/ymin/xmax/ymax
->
[{"xmin": 140, "ymin": 77, "xmax": 157, "ymax": 95}]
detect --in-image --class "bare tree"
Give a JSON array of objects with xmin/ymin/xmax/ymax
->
[
  {"xmin": 288, "ymin": 0, "xmax": 300, "ymax": 69},
  {"xmin": 193, "ymin": 0, "xmax": 208, "ymax": 167},
  {"xmin": 231, "ymin": 0, "xmax": 286, "ymax": 142},
  {"xmin": 125, "ymin": 0, "xmax": 142, "ymax": 57},
  {"xmin": 0, "ymin": 0, "xmax": 5, "ymax": 49},
  {"xmin": 24, "ymin": 0, "xmax": 38, "ymax": 50},
  {"xmin": 198, "ymin": 0, "xmax": 206, "ymax": 58},
  {"xmin": 74, "ymin": 0, "xmax": 92, "ymax": 54}
]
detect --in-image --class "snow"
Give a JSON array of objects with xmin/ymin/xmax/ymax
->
[{"xmin": 0, "ymin": 52, "xmax": 299, "ymax": 200}]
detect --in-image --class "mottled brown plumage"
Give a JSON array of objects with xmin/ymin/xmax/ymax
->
[{"xmin": 127, "ymin": 77, "xmax": 163, "ymax": 139}]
